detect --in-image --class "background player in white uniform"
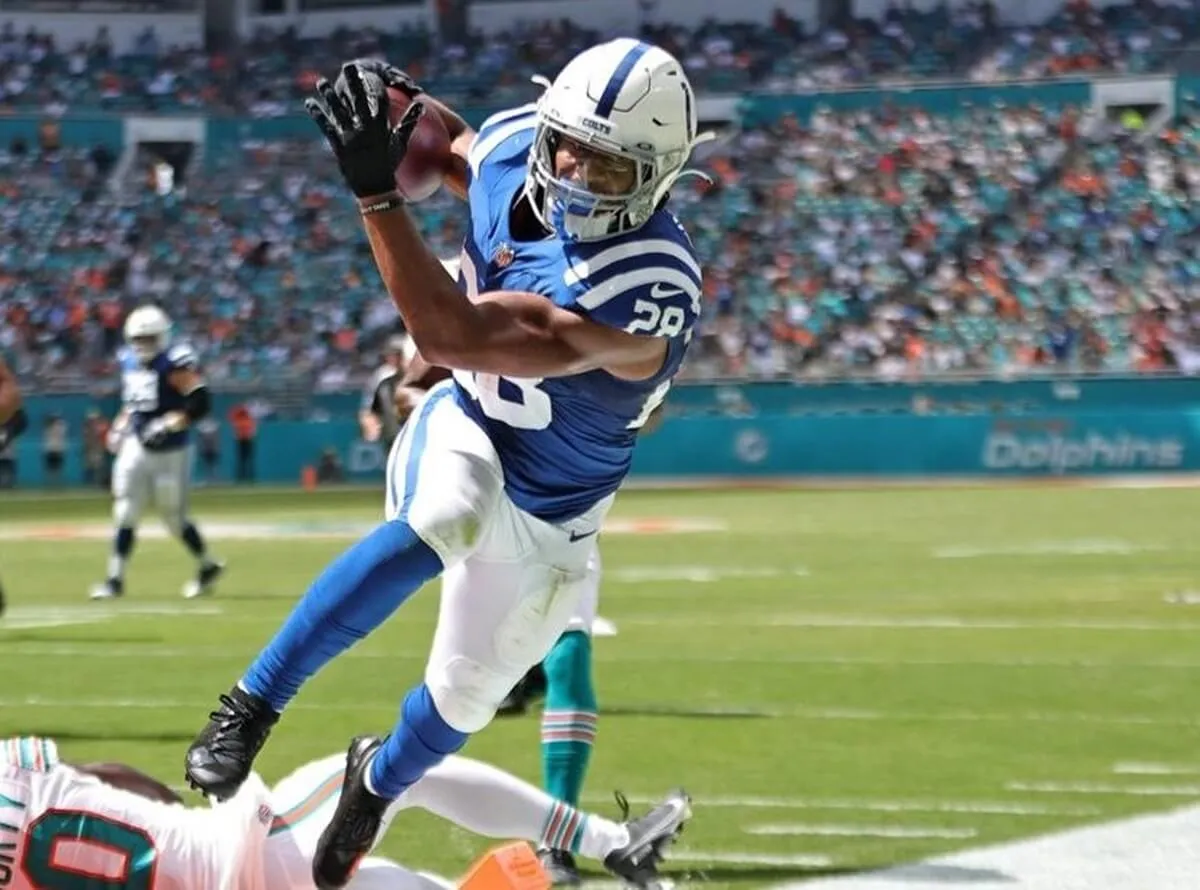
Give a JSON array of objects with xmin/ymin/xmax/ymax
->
[
  {"xmin": 92, "ymin": 305, "xmax": 225, "ymax": 601},
  {"xmin": 0, "ymin": 735, "xmax": 687, "ymax": 890},
  {"xmin": 187, "ymin": 40, "xmax": 705, "ymax": 890}
]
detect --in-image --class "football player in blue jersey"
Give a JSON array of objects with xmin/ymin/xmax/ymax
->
[
  {"xmin": 91, "ymin": 305, "xmax": 225, "ymax": 601},
  {"xmin": 186, "ymin": 39, "xmax": 703, "ymax": 890}
]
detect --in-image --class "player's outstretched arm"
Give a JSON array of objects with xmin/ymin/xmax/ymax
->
[{"xmin": 309, "ymin": 63, "xmax": 669, "ymax": 382}]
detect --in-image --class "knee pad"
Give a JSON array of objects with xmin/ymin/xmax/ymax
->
[
  {"xmin": 113, "ymin": 495, "xmax": 142, "ymax": 529},
  {"xmin": 160, "ymin": 509, "xmax": 185, "ymax": 538},
  {"xmin": 424, "ymin": 654, "xmax": 513, "ymax": 734}
]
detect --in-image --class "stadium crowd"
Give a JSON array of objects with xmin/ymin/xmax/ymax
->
[
  {"xmin": 2, "ymin": 1, "xmax": 1200, "ymax": 387},
  {"xmin": 1, "ymin": 2, "xmax": 1197, "ymax": 113}
]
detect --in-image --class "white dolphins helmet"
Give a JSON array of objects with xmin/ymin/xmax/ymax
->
[
  {"xmin": 123, "ymin": 305, "xmax": 171, "ymax": 364},
  {"xmin": 526, "ymin": 38, "xmax": 708, "ymax": 242}
]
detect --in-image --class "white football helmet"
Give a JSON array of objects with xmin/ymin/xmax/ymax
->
[
  {"xmin": 123, "ymin": 305, "xmax": 171, "ymax": 364},
  {"xmin": 527, "ymin": 38, "xmax": 706, "ymax": 242}
]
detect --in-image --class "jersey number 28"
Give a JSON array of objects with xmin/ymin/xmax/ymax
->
[{"xmin": 21, "ymin": 810, "xmax": 156, "ymax": 889}]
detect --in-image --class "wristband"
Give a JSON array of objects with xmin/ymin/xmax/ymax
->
[{"xmin": 360, "ymin": 194, "xmax": 407, "ymax": 216}]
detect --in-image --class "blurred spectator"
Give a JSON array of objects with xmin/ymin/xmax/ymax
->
[
  {"xmin": 82, "ymin": 408, "xmax": 107, "ymax": 486},
  {"xmin": 0, "ymin": 5, "xmax": 1196, "ymax": 117},
  {"xmin": 42, "ymin": 413, "xmax": 66, "ymax": 485},
  {"xmin": 316, "ymin": 446, "xmax": 345, "ymax": 484},
  {"xmin": 196, "ymin": 415, "xmax": 220, "ymax": 483},
  {"xmin": 228, "ymin": 401, "xmax": 257, "ymax": 483}
]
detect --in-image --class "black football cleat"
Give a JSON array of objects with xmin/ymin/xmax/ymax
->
[
  {"xmin": 184, "ymin": 685, "xmax": 278, "ymax": 800},
  {"xmin": 604, "ymin": 789, "xmax": 691, "ymax": 889},
  {"xmin": 313, "ymin": 735, "xmax": 392, "ymax": 890},
  {"xmin": 183, "ymin": 559, "xmax": 225, "ymax": 599},
  {"xmin": 538, "ymin": 848, "xmax": 582, "ymax": 887},
  {"xmin": 89, "ymin": 577, "xmax": 124, "ymax": 600},
  {"xmin": 496, "ymin": 661, "xmax": 548, "ymax": 717}
]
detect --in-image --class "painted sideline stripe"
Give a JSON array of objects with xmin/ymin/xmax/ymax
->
[
  {"xmin": 671, "ymin": 851, "xmax": 832, "ymax": 867},
  {"xmin": 785, "ymin": 804, "xmax": 1200, "ymax": 889},
  {"xmin": 0, "ymin": 697, "xmax": 1193, "ymax": 728},
  {"xmin": 933, "ymin": 539, "xmax": 1169, "ymax": 559},
  {"xmin": 624, "ymin": 614, "xmax": 1200, "ymax": 631},
  {"xmin": 0, "ymin": 517, "xmax": 726, "ymax": 541},
  {"xmin": 1112, "ymin": 762, "xmax": 1200, "ymax": 776},
  {"xmin": 1006, "ymin": 781, "xmax": 1200, "ymax": 797},
  {"xmin": 9, "ymin": 644, "xmax": 1200, "ymax": 672},
  {"xmin": 746, "ymin": 824, "xmax": 977, "ymax": 840},
  {"xmin": 608, "ymin": 566, "xmax": 808, "ymax": 582},
  {"xmin": 581, "ymin": 793, "xmax": 1099, "ymax": 817}
]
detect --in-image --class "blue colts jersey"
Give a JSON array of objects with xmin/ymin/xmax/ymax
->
[
  {"xmin": 119, "ymin": 342, "xmax": 197, "ymax": 452},
  {"xmin": 452, "ymin": 105, "xmax": 701, "ymax": 522}
]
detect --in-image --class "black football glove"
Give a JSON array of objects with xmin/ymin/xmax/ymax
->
[
  {"xmin": 304, "ymin": 61, "xmax": 425, "ymax": 199},
  {"xmin": 350, "ymin": 57, "xmax": 424, "ymax": 99}
]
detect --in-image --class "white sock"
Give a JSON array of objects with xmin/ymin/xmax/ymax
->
[
  {"xmin": 395, "ymin": 755, "xmax": 629, "ymax": 860},
  {"xmin": 106, "ymin": 554, "xmax": 126, "ymax": 582}
]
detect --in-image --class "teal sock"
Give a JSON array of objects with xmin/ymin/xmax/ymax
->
[{"xmin": 540, "ymin": 631, "xmax": 597, "ymax": 808}]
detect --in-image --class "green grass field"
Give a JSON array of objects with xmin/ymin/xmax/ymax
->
[{"xmin": 2, "ymin": 482, "xmax": 1199, "ymax": 887}]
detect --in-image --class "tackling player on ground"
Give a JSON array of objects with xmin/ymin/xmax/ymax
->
[
  {"xmin": 92, "ymin": 306, "xmax": 225, "ymax": 601},
  {"xmin": 0, "ymin": 735, "xmax": 686, "ymax": 889},
  {"xmin": 186, "ymin": 39, "xmax": 705, "ymax": 890}
]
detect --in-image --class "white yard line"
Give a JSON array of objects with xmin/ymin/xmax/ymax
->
[
  {"xmin": 580, "ymin": 793, "xmax": 1099, "ymax": 817},
  {"xmin": 1112, "ymin": 762, "xmax": 1200, "ymax": 776},
  {"xmin": 623, "ymin": 614, "xmax": 1200, "ymax": 631},
  {"xmin": 933, "ymin": 540, "xmax": 1170, "ymax": 559},
  {"xmin": 1006, "ymin": 781, "xmax": 1200, "ymax": 797},
  {"xmin": 746, "ymin": 824, "xmax": 977, "ymax": 840},
  {"xmin": 607, "ymin": 566, "xmax": 809, "ymax": 583},
  {"xmin": 1, "ymin": 696, "xmax": 1194, "ymax": 728},
  {"xmin": 8, "ymin": 643, "xmax": 1200, "ymax": 672},
  {"xmin": 670, "ymin": 851, "xmax": 833, "ymax": 868}
]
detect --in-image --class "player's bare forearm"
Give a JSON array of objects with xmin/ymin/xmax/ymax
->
[
  {"xmin": 361, "ymin": 206, "xmax": 665, "ymax": 377},
  {"xmin": 358, "ymin": 206, "xmax": 536, "ymax": 370}
]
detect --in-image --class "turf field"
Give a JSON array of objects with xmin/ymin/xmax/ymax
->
[{"xmin": 1, "ymin": 482, "xmax": 1199, "ymax": 887}]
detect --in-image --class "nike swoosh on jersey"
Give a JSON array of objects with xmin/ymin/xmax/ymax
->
[
  {"xmin": 568, "ymin": 529, "xmax": 599, "ymax": 542},
  {"xmin": 650, "ymin": 283, "xmax": 685, "ymax": 299}
]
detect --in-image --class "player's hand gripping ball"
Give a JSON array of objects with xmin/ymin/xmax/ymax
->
[
  {"xmin": 386, "ymin": 88, "xmax": 451, "ymax": 203},
  {"xmin": 305, "ymin": 60, "xmax": 449, "ymax": 203}
]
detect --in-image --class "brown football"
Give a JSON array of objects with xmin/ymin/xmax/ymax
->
[{"xmin": 388, "ymin": 88, "xmax": 451, "ymax": 203}]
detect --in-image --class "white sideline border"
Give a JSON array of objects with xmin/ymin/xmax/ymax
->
[{"xmin": 780, "ymin": 804, "xmax": 1200, "ymax": 889}]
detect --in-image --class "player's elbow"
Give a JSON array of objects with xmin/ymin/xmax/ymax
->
[{"xmin": 415, "ymin": 320, "xmax": 487, "ymax": 370}]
